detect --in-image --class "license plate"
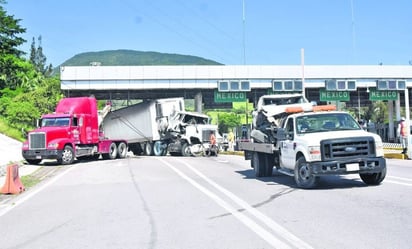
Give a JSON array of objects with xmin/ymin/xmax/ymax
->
[
  {"xmin": 346, "ymin": 163, "xmax": 359, "ymax": 171},
  {"xmin": 36, "ymin": 155, "xmax": 42, "ymax": 159}
]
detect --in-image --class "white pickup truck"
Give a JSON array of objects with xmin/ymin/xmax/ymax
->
[{"xmin": 240, "ymin": 94, "xmax": 386, "ymax": 188}]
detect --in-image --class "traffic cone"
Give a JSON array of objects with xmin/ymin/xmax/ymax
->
[{"xmin": 1, "ymin": 163, "xmax": 25, "ymax": 194}]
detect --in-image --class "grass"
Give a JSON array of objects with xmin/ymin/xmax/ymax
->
[
  {"xmin": 0, "ymin": 117, "xmax": 25, "ymax": 141},
  {"xmin": 21, "ymin": 175, "xmax": 41, "ymax": 189}
]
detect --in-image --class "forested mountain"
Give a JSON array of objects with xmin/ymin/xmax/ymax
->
[{"xmin": 61, "ymin": 50, "xmax": 222, "ymax": 66}]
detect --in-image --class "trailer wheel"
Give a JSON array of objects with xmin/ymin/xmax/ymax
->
[
  {"xmin": 145, "ymin": 142, "xmax": 154, "ymax": 156},
  {"xmin": 294, "ymin": 156, "xmax": 317, "ymax": 189},
  {"xmin": 117, "ymin": 142, "xmax": 127, "ymax": 158},
  {"xmin": 58, "ymin": 145, "xmax": 74, "ymax": 165},
  {"xmin": 153, "ymin": 141, "xmax": 167, "ymax": 156},
  {"xmin": 360, "ymin": 167, "xmax": 386, "ymax": 185}
]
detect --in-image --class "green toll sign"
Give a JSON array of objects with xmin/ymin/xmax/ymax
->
[
  {"xmin": 369, "ymin": 88, "xmax": 398, "ymax": 101},
  {"xmin": 319, "ymin": 89, "xmax": 350, "ymax": 101},
  {"xmin": 214, "ymin": 91, "xmax": 247, "ymax": 102}
]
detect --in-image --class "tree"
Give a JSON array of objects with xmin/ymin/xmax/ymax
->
[
  {"xmin": 0, "ymin": 2, "xmax": 26, "ymax": 57},
  {"xmin": 0, "ymin": 2, "xmax": 27, "ymax": 89},
  {"xmin": 30, "ymin": 36, "xmax": 53, "ymax": 76}
]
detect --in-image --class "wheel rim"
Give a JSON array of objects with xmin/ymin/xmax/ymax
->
[
  {"xmin": 118, "ymin": 143, "xmax": 127, "ymax": 158},
  {"xmin": 62, "ymin": 148, "xmax": 73, "ymax": 163},
  {"xmin": 299, "ymin": 164, "xmax": 311, "ymax": 181}
]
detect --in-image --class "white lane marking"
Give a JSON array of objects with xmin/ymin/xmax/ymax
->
[
  {"xmin": 385, "ymin": 180, "xmax": 412, "ymax": 187},
  {"xmin": 387, "ymin": 176, "xmax": 412, "ymax": 182},
  {"xmin": 177, "ymin": 158, "xmax": 313, "ymax": 249},
  {"xmin": 385, "ymin": 176, "xmax": 412, "ymax": 186},
  {"xmin": 0, "ymin": 166, "xmax": 75, "ymax": 217},
  {"xmin": 157, "ymin": 158, "xmax": 313, "ymax": 249}
]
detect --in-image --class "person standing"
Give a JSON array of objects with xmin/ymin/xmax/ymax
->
[
  {"xmin": 228, "ymin": 130, "xmax": 235, "ymax": 151},
  {"xmin": 397, "ymin": 117, "xmax": 408, "ymax": 154}
]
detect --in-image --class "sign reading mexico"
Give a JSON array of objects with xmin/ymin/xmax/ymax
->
[
  {"xmin": 214, "ymin": 90, "xmax": 247, "ymax": 102},
  {"xmin": 320, "ymin": 89, "xmax": 350, "ymax": 101}
]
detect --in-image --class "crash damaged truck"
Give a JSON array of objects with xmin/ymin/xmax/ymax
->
[
  {"xmin": 102, "ymin": 98, "xmax": 219, "ymax": 157},
  {"xmin": 240, "ymin": 94, "xmax": 386, "ymax": 188},
  {"xmin": 22, "ymin": 97, "xmax": 128, "ymax": 165}
]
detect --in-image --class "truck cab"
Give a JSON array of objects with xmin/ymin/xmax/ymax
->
[{"xmin": 22, "ymin": 97, "xmax": 127, "ymax": 165}]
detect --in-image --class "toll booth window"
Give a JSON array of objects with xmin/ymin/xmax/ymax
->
[
  {"xmin": 294, "ymin": 80, "xmax": 303, "ymax": 91},
  {"xmin": 388, "ymin": 80, "xmax": 396, "ymax": 89},
  {"xmin": 230, "ymin": 81, "xmax": 239, "ymax": 91},
  {"xmin": 273, "ymin": 81, "xmax": 283, "ymax": 91},
  {"xmin": 377, "ymin": 80, "xmax": 387, "ymax": 90},
  {"xmin": 284, "ymin": 81, "xmax": 293, "ymax": 90},
  {"xmin": 337, "ymin": 80, "xmax": 346, "ymax": 90},
  {"xmin": 240, "ymin": 81, "xmax": 250, "ymax": 91},
  {"xmin": 326, "ymin": 80, "xmax": 336, "ymax": 90},
  {"xmin": 218, "ymin": 81, "xmax": 229, "ymax": 91}
]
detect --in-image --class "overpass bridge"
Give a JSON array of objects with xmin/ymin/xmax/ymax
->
[
  {"xmin": 60, "ymin": 65, "xmax": 412, "ymax": 140},
  {"xmin": 60, "ymin": 64, "xmax": 412, "ymax": 107}
]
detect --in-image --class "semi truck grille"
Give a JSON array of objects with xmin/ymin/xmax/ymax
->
[
  {"xmin": 321, "ymin": 137, "xmax": 375, "ymax": 161},
  {"xmin": 29, "ymin": 132, "xmax": 46, "ymax": 149}
]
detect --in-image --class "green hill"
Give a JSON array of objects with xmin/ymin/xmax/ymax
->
[{"xmin": 61, "ymin": 49, "xmax": 222, "ymax": 66}]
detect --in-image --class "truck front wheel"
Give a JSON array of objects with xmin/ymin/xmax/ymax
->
[
  {"xmin": 181, "ymin": 143, "xmax": 191, "ymax": 157},
  {"xmin": 153, "ymin": 141, "xmax": 167, "ymax": 156},
  {"xmin": 58, "ymin": 145, "xmax": 74, "ymax": 165},
  {"xmin": 294, "ymin": 157, "xmax": 317, "ymax": 189},
  {"xmin": 360, "ymin": 167, "xmax": 386, "ymax": 185}
]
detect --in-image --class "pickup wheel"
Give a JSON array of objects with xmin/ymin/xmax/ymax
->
[
  {"xmin": 58, "ymin": 145, "xmax": 74, "ymax": 165},
  {"xmin": 253, "ymin": 152, "xmax": 272, "ymax": 177},
  {"xmin": 117, "ymin": 142, "xmax": 127, "ymax": 158},
  {"xmin": 294, "ymin": 156, "xmax": 317, "ymax": 189},
  {"xmin": 360, "ymin": 167, "xmax": 386, "ymax": 185}
]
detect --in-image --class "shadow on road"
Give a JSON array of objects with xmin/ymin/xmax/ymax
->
[{"xmin": 236, "ymin": 169, "xmax": 371, "ymax": 190}]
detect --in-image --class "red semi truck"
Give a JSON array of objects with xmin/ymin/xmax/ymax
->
[{"xmin": 22, "ymin": 97, "xmax": 128, "ymax": 165}]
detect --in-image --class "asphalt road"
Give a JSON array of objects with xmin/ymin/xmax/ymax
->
[{"xmin": 0, "ymin": 155, "xmax": 411, "ymax": 249}]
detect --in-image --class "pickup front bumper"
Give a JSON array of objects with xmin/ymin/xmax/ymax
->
[{"xmin": 310, "ymin": 157, "xmax": 386, "ymax": 175}]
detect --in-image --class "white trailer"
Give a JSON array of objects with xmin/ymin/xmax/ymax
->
[
  {"xmin": 102, "ymin": 98, "xmax": 184, "ymax": 156},
  {"xmin": 101, "ymin": 98, "xmax": 220, "ymax": 157}
]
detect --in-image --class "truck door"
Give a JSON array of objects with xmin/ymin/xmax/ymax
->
[{"xmin": 280, "ymin": 117, "xmax": 296, "ymax": 169}]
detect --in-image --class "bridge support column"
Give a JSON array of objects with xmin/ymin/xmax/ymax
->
[{"xmin": 194, "ymin": 92, "xmax": 203, "ymax": 113}]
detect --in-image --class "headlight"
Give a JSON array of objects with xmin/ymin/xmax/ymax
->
[
  {"xmin": 375, "ymin": 140, "xmax": 384, "ymax": 157},
  {"xmin": 48, "ymin": 142, "xmax": 59, "ymax": 149},
  {"xmin": 308, "ymin": 146, "xmax": 321, "ymax": 160}
]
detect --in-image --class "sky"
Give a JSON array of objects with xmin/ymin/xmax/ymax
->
[{"xmin": 4, "ymin": 0, "xmax": 412, "ymax": 67}]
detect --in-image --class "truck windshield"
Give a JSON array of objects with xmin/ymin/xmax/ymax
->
[
  {"xmin": 41, "ymin": 117, "xmax": 70, "ymax": 127},
  {"xmin": 296, "ymin": 113, "xmax": 361, "ymax": 134}
]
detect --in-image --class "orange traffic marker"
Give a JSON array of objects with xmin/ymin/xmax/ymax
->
[{"xmin": 1, "ymin": 164, "xmax": 25, "ymax": 194}]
